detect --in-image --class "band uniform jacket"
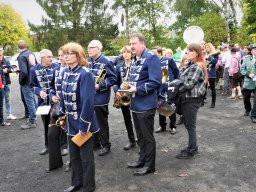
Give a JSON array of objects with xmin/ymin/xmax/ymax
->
[
  {"xmin": 129, "ymin": 49, "xmax": 161, "ymax": 112},
  {"xmin": 88, "ymin": 54, "xmax": 117, "ymax": 106},
  {"xmin": 158, "ymin": 57, "xmax": 179, "ymax": 101},
  {"xmin": 113, "ymin": 62, "xmax": 130, "ymax": 93},
  {"xmin": 59, "ymin": 66, "xmax": 99, "ymax": 136},
  {"xmin": 30, "ymin": 63, "xmax": 58, "ymax": 106}
]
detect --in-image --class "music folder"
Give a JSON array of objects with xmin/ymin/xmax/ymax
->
[{"xmin": 71, "ymin": 132, "xmax": 92, "ymax": 147}]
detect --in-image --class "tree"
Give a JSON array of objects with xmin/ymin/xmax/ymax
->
[
  {"xmin": 243, "ymin": 0, "xmax": 256, "ymax": 34},
  {"xmin": 129, "ymin": 0, "xmax": 171, "ymax": 44},
  {"xmin": 30, "ymin": 0, "xmax": 118, "ymax": 55},
  {"xmin": 170, "ymin": 0, "xmax": 218, "ymax": 32},
  {"xmin": 0, "ymin": 3, "xmax": 30, "ymax": 52}
]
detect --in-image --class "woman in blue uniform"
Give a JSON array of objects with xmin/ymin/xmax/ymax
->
[{"xmin": 59, "ymin": 42, "xmax": 99, "ymax": 192}]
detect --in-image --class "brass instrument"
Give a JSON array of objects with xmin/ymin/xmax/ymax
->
[
  {"xmin": 161, "ymin": 68, "xmax": 168, "ymax": 84},
  {"xmin": 95, "ymin": 68, "xmax": 107, "ymax": 84},
  {"xmin": 49, "ymin": 115, "xmax": 66, "ymax": 128},
  {"xmin": 113, "ymin": 66, "xmax": 131, "ymax": 108},
  {"xmin": 206, "ymin": 51, "xmax": 220, "ymax": 69}
]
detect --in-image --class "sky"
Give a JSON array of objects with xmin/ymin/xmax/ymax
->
[{"xmin": 0, "ymin": 0, "xmax": 47, "ymax": 26}]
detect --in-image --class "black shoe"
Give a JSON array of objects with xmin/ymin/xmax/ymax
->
[
  {"xmin": 124, "ymin": 142, "xmax": 136, "ymax": 150},
  {"xmin": 40, "ymin": 148, "xmax": 48, "ymax": 155},
  {"xmin": 170, "ymin": 128, "xmax": 176, "ymax": 135},
  {"xmin": 155, "ymin": 127, "xmax": 166, "ymax": 133},
  {"xmin": 176, "ymin": 148, "xmax": 197, "ymax": 159},
  {"xmin": 63, "ymin": 186, "xmax": 82, "ymax": 192},
  {"xmin": 244, "ymin": 111, "xmax": 250, "ymax": 116},
  {"xmin": 0, "ymin": 122, "xmax": 11, "ymax": 126},
  {"xmin": 99, "ymin": 147, "xmax": 110, "ymax": 156},
  {"xmin": 210, "ymin": 103, "xmax": 215, "ymax": 108},
  {"xmin": 127, "ymin": 161, "xmax": 144, "ymax": 168},
  {"xmin": 251, "ymin": 117, "xmax": 256, "ymax": 123},
  {"xmin": 133, "ymin": 166, "xmax": 155, "ymax": 176},
  {"xmin": 45, "ymin": 165, "xmax": 63, "ymax": 173}
]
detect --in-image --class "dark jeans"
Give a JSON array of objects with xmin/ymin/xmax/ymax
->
[
  {"xmin": 242, "ymin": 88, "xmax": 254, "ymax": 113},
  {"xmin": 0, "ymin": 88, "xmax": 4, "ymax": 124},
  {"xmin": 132, "ymin": 110, "xmax": 156, "ymax": 169},
  {"xmin": 94, "ymin": 105, "xmax": 111, "ymax": 148},
  {"xmin": 20, "ymin": 86, "xmax": 29, "ymax": 116},
  {"xmin": 182, "ymin": 102, "xmax": 201, "ymax": 150},
  {"xmin": 121, "ymin": 105, "xmax": 135, "ymax": 143},
  {"xmin": 20, "ymin": 85, "xmax": 36, "ymax": 124},
  {"xmin": 208, "ymin": 78, "xmax": 216, "ymax": 104},
  {"xmin": 159, "ymin": 113, "xmax": 176, "ymax": 129},
  {"xmin": 68, "ymin": 136, "xmax": 95, "ymax": 192}
]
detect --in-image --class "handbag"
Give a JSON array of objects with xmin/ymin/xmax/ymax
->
[{"xmin": 232, "ymin": 57, "xmax": 243, "ymax": 80}]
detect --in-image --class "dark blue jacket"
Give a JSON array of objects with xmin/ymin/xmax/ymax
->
[
  {"xmin": 0, "ymin": 58, "xmax": 14, "ymax": 85},
  {"xmin": 59, "ymin": 66, "xmax": 99, "ymax": 135},
  {"xmin": 17, "ymin": 50, "xmax": 37, "ymax": 85},
  {"xmin": 113, "ymin": 62, "xmax": 130, "ymax": 92},
  {"xmin": 88, "ymin": 54, "xmax": 117, "ymax": 106},
  {"xmin": 30, "ymin": 63, "xmax": 58, "ymax": 106},
  {"xmin": 207, "ymin": 53, "xmax": 219, "ymax": 78},
  {"xmin": 129, "ymin": 50, "xmax": 161, "ymax": 112},
  {"xmin": 158, "ymin": 57, "xmax": 179, "ymax": 100}
]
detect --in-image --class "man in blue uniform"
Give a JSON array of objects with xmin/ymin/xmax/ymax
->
[
  {"xmin": 87, "ymin": 40, "xmax": 117, "ymax": 156},
  {"xmin": 17, "ymin": 40, "xmax": 37, "ymax": 129},
  {"xmin": 127, "ymin": 33, "xmax": 161, "ymax": 176},
  {"xmin": 30, "ymin": 49, "xmax": 57, "ymax": 155}
]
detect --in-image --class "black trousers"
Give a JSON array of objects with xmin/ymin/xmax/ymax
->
[
  {"xmin": 208, "ymin": 78, "xmax": 216, "ymax": 104},
  {"xmin": 68, "ymin": 136, "xmax": 95, "ymax": 192},
  {"xmin": 159, "ymin": 113, "xmax": 176, "ymax": 129},
  {"xmin": 121, "ymin": 106, "xmax": 135, "ymax": 143},
  {"xmin": 47, "ymin": 116, "xmax": 64, "ymax": 169},
  {"xmin": 182, "ymin": 102, "xmax": 201, "ymax": 150},
  {"xmin": 41, "ymin": 114, "xmax": 51, "ymax": 147},
  {"xmin": 94, "ymin": 105, "xmax": 111, "ymax": 148},
  {"xmin": 132, "ymin": 110, "xmax": 156, "ymax": 169},
  {"xmin": 242, "ymin": 88, "xmax": 254, "ymax": 113}
]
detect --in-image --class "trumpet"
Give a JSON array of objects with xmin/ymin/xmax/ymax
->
[
  {"xmin": 49, "ymin": 115, "xmax": 66, "ymax": 128},
  {"xmin": 113, "ymin": 66, "xmax": 131, "ymax": 108},
  {"xmin": 95, "ymin": 68, "xmax": 107, "ymax": 84}
]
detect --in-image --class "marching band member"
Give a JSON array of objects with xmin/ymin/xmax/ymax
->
[
  {"xmin": 153, "ymin": 47, "xmax": 179, "ymax": 134},
  {"xmin": 30, "ymin": 49, "xmax": 57, "ymax": 155},
  {"xmin": 113, "ymin": 45, "xmax": 136, "ymax": 150},
  {"xmin": 87, "ymin": 40, "xmax": 117, "ymax": 156},
  {"xmin": 46, "ymin": 47, "xmax": 68, "ymax": 172},
  {"xmin": 127, "ymin": 33, "xmax": 161, "ymax": 176},
  {"xmin": 205, "ymin": 43, "xmax": 219, "ymax": 108},
  {"xmin": 59, "ymin": 42, "xmax": 99, "ymax": 192}
]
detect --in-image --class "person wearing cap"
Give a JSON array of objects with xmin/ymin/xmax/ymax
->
[
  {"xmin": 241, "ymin": 44, "xmax": 256, "ymax": 120},
  {"xmin": 87, "ymin": 40, "xmax": 117, "ymax": 156},
  {"xmin": 126, "ymin": 33, "xmax": 161, "ymax": 176}
]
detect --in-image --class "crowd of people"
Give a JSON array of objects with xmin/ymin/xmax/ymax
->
[{"xmin": 1, "ymin": 33, "xmax": 256, "ymax": 192}]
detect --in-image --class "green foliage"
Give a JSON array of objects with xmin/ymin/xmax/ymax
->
[
  {"xmin": 244, "ymin": 0, "xmax": 256, "ymax": 34},
  {"xmin": 0, "ymin": 3, "xmax": 31, "ymax": 55},
  {"xmin": 171, "ymin": 0, "xmax": 219, "ymax": 32},
  {"xmin": 189, "ymin": 12, "xmax": 228, "ymax": 46},
  {"xmin": 30, "ymin": 0, "xmax": 118, "ymax": 55}
]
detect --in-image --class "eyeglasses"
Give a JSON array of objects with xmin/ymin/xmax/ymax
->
[
  {"xmin": 64, "ymin": 52, "xmax": 76, "ymax": 56},
  {"xmin": 88, "ymin": 47, "xmax": 97, "ymax": 49}
]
